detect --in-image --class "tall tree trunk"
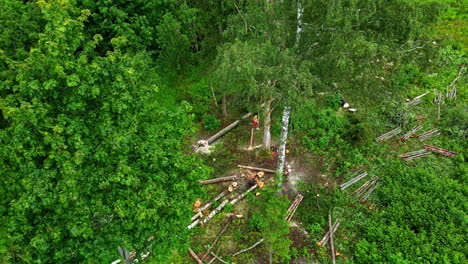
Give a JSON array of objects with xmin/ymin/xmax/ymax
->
[
  {"xmin": 222, "ymin": 93, "xmax": 228, "ymax": 117},
  {"xmin": 295, "ymin": 0, "xmax": 303, "ymax": 48},
  {"xmin": 277, "ymin": 105, "xmax": 290, "ymax": 186},
  {"xmin": 263, "ymin": 99, "xmax": 273, "ymax": 150}
]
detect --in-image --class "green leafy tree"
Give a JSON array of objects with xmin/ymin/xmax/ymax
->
[{"xmin": 0, "ymin": 1, "xmax": 209, "ymax": 262}]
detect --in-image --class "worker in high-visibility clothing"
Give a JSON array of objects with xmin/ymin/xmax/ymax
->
[{"xmin": 252, "ymin": 115, "xmax": 259, "ymax": 130}]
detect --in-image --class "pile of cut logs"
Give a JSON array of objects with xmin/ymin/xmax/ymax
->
[
  {"xmin": 406, "ymin": 98, "xmax": 422, "ymax": 107},
  {"xmin": 340, "ymin": 171, "xmax": 367, "ymax": 191},
  {"xmin": 353, "ymin": 177, "xmax": 379, "ymax": 202},
  {"xmin": 285, "ymin": 194, "xmax": 304, "ymax": 222},
  {"xmin": 417, "ymin": 129, "xmax": 440, "ymax": 141},
  {"xmin": 423, "ymin": 144, "xmax": 458, "ymax": 157},
  {"xmin": 376, "ymin": 128, "xmax": 402, "ymax": 141},
  {"xmin": 398, "ymin": 149, "xmax": 431, "ymax": 161},
  {"xmin": 400, "ymin": 125, "xmax": 422, "ymax": 141}
]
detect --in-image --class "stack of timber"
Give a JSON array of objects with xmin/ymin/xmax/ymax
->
[
  {"xmin": 423, "ymin": 144, "xmax": 458, "ymax": 157},
  {"xmin": 317, "ymin": 218, "xmax": 341, "ymax": 247},
  {"xmin": 340, "ymin": 171, "xmax": 368, "ymax": 190},
  {"xmin": 354, "ymin": 177, "xmax": 379, "ymax": 202},
  {"xmin": 285, "ymin": 194, "xmax": 304, "ymax": 222},
  {"xmin": 199, "ymin": 175, "xmax": 237, "ymax": 185},
  {"xmin": 406, "ymin": 98, "xmax": 422, "ymax": 107},
  {"xmin": 376, "ymin": 128, "xmax": 402, "ymax": 141},
  {"xmin": 398, "ymin": 149, "xmax": 431, "ymax": 161},
  {"xmin": 446, "ymin": 87, "xmax": 457, "ymax": 100},
  {"xmin": 417, "ymin": 129, "xmax": 440, "ymax": 141},
  {"xmin": 400, "ymin": 125, "xmax": 423, "ymax": 141}
]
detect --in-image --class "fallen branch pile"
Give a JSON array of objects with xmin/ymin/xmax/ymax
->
[
  {"xmin": 400, "ymin": 125, "xmax": 422, "ymax": 141},
  {"xmin": 285, "ymin": 194, "xmax": 304, "ymax": 222},
  {"xmin": 318, "ymin": 218, "xmax": 341, "ymax": 247},
  {"xmin": 406, "ymin": 98, "xmax": 422, "ymax": 107},
  {"xmin": 237, "ymin": 165, "xmax": 276, "ymax": 174},
  {"xmin": 398, "ymin": 149, "xmax": 431, "ymax": 161},
  {"xmin": 376, "ymin": 128, "xmax": 402, "ymax": 141},
  {"xmin": 423, "ymin": 144, "xmax": 458, "ymax": 157},
  {"xmin": 200, "ymin": 175, "xmax": 237, "ymax": 185},
  {"xmin": 354, "ymin": 177, "xmax": 379, "ymax": 202},
  {"xmin": 340, "ymin": 171, "xmax": 368, "ymax": 190},
  {"xmin": 417, "ymin": 129, "xmax": 440, "ymax": 141}
]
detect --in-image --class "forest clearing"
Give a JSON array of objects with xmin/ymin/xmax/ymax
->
[{"xmin": 0, "ymin": 0, "xmax": 466, "ymax": 263}]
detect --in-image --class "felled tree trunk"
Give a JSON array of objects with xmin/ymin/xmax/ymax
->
[
  {"xmin": 277, "ymin": 105, "xmax": 291, "ymax": 185},
  {"xmin": 263, "ymin": 99, "xmax": 273, "ymax": 150}
]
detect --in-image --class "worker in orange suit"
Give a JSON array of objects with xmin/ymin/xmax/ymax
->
[{"xmin": 252, "ymin": 115, "xmax": 259, "ymax": 130}]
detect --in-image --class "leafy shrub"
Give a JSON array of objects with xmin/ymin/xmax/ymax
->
[{"xmin": 202, "ymin": 114, "xmax": 221, "ymax": 131}]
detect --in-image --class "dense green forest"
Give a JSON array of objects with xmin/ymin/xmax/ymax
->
[{"xmin": 0, "ymin": 0, "xmax": 466, "ymax": 263}]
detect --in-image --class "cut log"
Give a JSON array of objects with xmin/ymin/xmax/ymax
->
[
  {"xmin": 187, "ymin": 219, "xmax": 200, "ymax": 230},
  {"xmin": 231, "ymin": 238, "xmax": 265, "ymax": 257},
  {"xmin": 201, "ymin": 199, "xmax": 230, "ymax": 225},
  {"xmin": 286, "ymin": 194, "xmax": 304, "ymax": 222},
  {"xmin": 201, "ymin": 216, "xmax": 237, "ymax": 260},
  {"xmin": 198, "ymin": 191, "xmax": 228, "ymax": 212},
  {"xmin": 360, "ymin": 182, "xmax": 379, "ymax": 202},
  {"xmin": 400, "ymin": 125, "xmax": 422, "ymax": 141},
  {"xmin": 230, "ymin": 184, "xmax": 258, "ymax": 205},
  {"xmin": 318, "ymin": 218, "xmax": 341, "ymax": 247},
  {"xmin": 417, "ymin": 129, "xmax": 440, "ymax": 141},
  {"xmin": 413, "ymin": 91, "xmax": 430, "ymax": 100},
  {"xmin": 328, "ymin": 213, "xmax": 336, "ymax": 264},
  {"xmin": 188, "ymin": 248, "xmax": 203, "ymax": 264},
  {"xmin": 199, "ymin": 175, "xmax": 237, "ymax": 185},
  {"xmin": 237, "ymin": 165, "xmax": 276, "ymax": 174},
  {"xmin": 206, "ymin": 102, "xmax": 266, "ymax": 144},
  {"xmin": 191, "ymin": 212, "xmax": 202, "ymax": 221},
  {"xmin": 376, "ymin": 128, "xmax": 402, "ymax": 141},
  {"xmin": 423, "ymin": 144, "xmax": 458, "ymax": 157},
  {"xmin": 340, "ymin": 172, "xmax": 368, "ymax": 190},
  {"xmin": 341, "ymin": 95, "xmax": 350, "ymax": 108}
]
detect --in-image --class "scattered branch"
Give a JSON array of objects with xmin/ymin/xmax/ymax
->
[{"xmin": 231, "ymin": 238, "xmax": 265, "ymax": 257}]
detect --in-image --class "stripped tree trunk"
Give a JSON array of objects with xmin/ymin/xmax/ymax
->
[
  {"xmin": 263, "ymin": 99, "xmax": 273, "ymax": 150},
  {"xmin": 277, "ymin": 105, "xmax": 291, "ymax": 185},
  {"xmin": 328, "ymin": 213, "xmax": 336, "ymax": 264},
  {"xmin": 188, "ymin": 248, "xmax": 203, "ymax": 264},
  {"xmin": 231, "ymin": 238, "xmax": 265, "ymax": 256}
]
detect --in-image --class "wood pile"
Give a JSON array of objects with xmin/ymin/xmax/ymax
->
[
  {"xmin": 400, "ymin": 125, "xmax": 422, "ymax": 141},
  {"xmin": 354, "ymin": 177, "xmax": 379, "ymax": 202},
  {"xmin": 285, "ymin": 194, "xmax": 304, "ymax": 222},
  {"xmin": 230, "ymin": 184, "xmax": 258, "ymax": 205},
  {"xmin": 406, "ymin": 98, "xmax": 422, "ymax": 107},
  {"xmin": 417, "ymin": 129, "xmax": 440, "ymax": 141},
  {"xmin": 340, "ymin": 171, "xmax": 368, "ymax": 190},
  {"xmin": 423, "ymin": 144, "xmax": 458, "ymax": 157},
  {"xmin": 317, "ymin": 218, "xmax": 341, "ymax": 247},
  {"xmin": 398, "ymin": 149, "xmax": 431, "ymax": 161},
  {"xmin": 376, "ymin": 128, "xmax": 402, "ymax": 141},
  {"xmin": 446, "ymin": 87, "xmax": 457, "ymax": 100}
]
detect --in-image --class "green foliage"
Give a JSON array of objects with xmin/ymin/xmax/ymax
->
[
  {"xmin": 326, "ymin": 93, "xmax": 343, "ymax": 109},
  {"xmin": 248, "ymin": 187, "xmax": 291, "ymax": 262},
  {"xmin": 0, "ymin": 2, "xmax": 209, "ymax": 262},
  {"xmin": 202, "ymin": 114, "xmax": 221, "ymax": 131}
]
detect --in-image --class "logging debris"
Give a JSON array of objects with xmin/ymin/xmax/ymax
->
[
  {"xmin": 398, "ymin": 149, "xmax": 431, "ymax": 161},
  {"xmin": 328, "ymin": 213, "xmax": 336, "ymax": 264},
  {"xmin": 376, "ymin": 128, "xmax": 402, "ymax": 141},
  {"xmin": 198, "ymin": 191, "xmax": 229, "ymax": 212},
  {"xmin": 340, "ymin": 171, "xmax": 368, "ymax": 190},
  {"xmin": 201, "ymin": 199, "xmax": 230, "ymax": 225},
  {"xmin": 201, "ymin": 215, "xmax": 239, "ymax": 261},
  {"xmin": 354, "ymin": 177, "xmax": 379, "ymax": 201},
  {"xmin": 230, "ymin": 184, "xmax": 258, "ymax": 205},
  {"xmin": 231, "ymin": 238, "xmax": 265, "ymax": 257},
  {"xmin": 423, "ymin": 144, "xmax": 458, "ymax": 157},
  {"xmin": 188, "ymin": 248, "xmax": 203, "ymax": 264},
  {"xmin": 400, "ymin": 125, "xmax": 423, "ymax": 141},
  {"xmin": 417, "ymin": 129, "xmax": 440, "ymax": 141},
  {"xmin": 406, "ymin": 98, "xmax": 422, "ymax": 107},
  {"xmin": 286, "ymin": 194, "xmax": 304, "ymax": 222}
]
